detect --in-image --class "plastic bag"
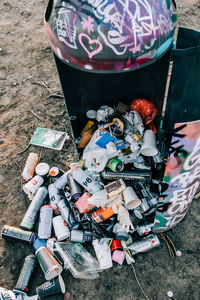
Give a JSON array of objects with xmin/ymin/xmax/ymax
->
[{"xmin": 56, "ymin": 242, "xmax": 100, "ymax": 279}]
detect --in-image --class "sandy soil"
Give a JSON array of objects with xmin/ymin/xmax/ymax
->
[{"xmin": 0, "ymin": 1, "xmax": 200, "ymax": 299}]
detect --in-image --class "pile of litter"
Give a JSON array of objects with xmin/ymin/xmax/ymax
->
[{"xmin": 1, "ymin": 99, "xmax": 172, "ymax": 299}]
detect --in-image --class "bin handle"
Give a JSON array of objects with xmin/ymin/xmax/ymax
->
[{"xmin": 171, "ymin": 45, "xmax": 200, "ymax": 56}]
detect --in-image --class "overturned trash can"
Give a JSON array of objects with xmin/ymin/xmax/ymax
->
[{"xmin": 44, "ymin": 0, "xmax": 200, "ymax": 233}]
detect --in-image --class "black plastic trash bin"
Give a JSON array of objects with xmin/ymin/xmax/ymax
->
[{"xmin": 45, "ymin": 0, "xmax": 200, "ymax": 233}]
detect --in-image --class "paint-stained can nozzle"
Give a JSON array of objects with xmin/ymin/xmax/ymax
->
[
  {"xmin": 48, "ymin": 183, "xmax": 61, "ymax": 215},
  {"xmin": 36, "ymin": 275, "xmax": 65, "ymax": 299},
  {"xmin": 70, "ymin": 230, "xmax": 93, "ymax": 243},
  {"xmin": 67, "ymin": 173, "xmax": 82, "ymax": 201},
  {"xmin": 1, "ymin": 225, "xmax": 37, "ymax": 244},
  {"xmin": 38, "ymin": 205, "xmax": 53, "ymax": 239},
  {"xmin": 128, "ymin": 234, "xmax": 160, "ymax": 255},
  {"xmin": 20, "ymin": 187, "xmax": 48, "ymax": 231},
  {"xmin": 33, "ymin": 239, "xmax": 47, "ymax": 252},
  {"xmin": 22, "ymin": 153, "xmax": 39, "ymax": 182},
  {"xmin": 52, "ymin": 215, "xmax": 70, "ymax": 241},
  {"xmin": 23, "ymin": 175, "xmax": 44, "ymax": 196},
  {"xmin": 14, "ymin": 255, "xmax": 37, "ymax": 295},
  {"xmin": 36, "ymin": 247, "xmax": 63, "ymax": 281}
]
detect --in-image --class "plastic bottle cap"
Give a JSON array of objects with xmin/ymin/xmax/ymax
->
[
  {"xmin": 35, "ymin": 163, "xmax": 50, "ymax": 176},
  {"xmin": 167, "ymin": 291, "xmax": 173, "ymax": 298},
  {"xmin": 176, "ymin": 250, "xmax": 182, "ymax": 257}
]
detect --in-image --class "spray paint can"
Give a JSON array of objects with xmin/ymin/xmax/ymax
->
[
  {"xmin": 71, "ymin": 166, "xmax": 102, "ymax": 194},
  {"xmin": 20, "ymin": 186, "xmax": 48, "ymax": 230},
  {"xmin": 38, "ymin": 205, "xmax": 53, "ymax": 239},
  {"xmin": 13, "ymin": 255, "xmax": 37, "ymax": 295},
  {"xmin": 48, "ymin": 183, "xmax": 61, "ymax": 215},
  {"xmin": 57, "ymin": 199, "xmax": 78, "ymax": 229},
  {"xmin": 128, "ymin": 234, "xmax": 160, "ymax": 255},
  {"xmin": 36, "ymin": 247, "xmax": 63, "ymax": 281},
  {"xmin": 1, "ymin": 225, "xmax": 37, "ymax": 244},
  {"xmin": 23, "ymin": 175, "xmax": 44, "ymax": 196},
  {"xmin": 67, "ymin": 173, "xmax": 82, "ymax": 201},
  {"xmin": 106, "ymin": 158, "xmax": 124, "ymax": 172},
  {"xmin": 35, "ymin": 163, "xmax": 50, "ymax": 177},
  {"xmin": 36, "ymin": 275, "xmax": 65, "ymax": 299},
  {"xmin": 54, "ymin": 171, "xmax": 70, "ymax": 189},
  {"xmin": 70, "ymin": 230, "xmax": 93, "ymax": 243},
  {"xmin": 22, "ymin": 153, "xmax": 39, "ymax": 182},
  {"xmin": 52, "ymin": 215, "xmax": 70, "ymax": 241},
  {"xmin": 101, "ymin": 170, "xmax": 151, "ymax": 181},
  {"xmin": 92, "ymin": 203, "xmax": 120, "ymax": 223}
]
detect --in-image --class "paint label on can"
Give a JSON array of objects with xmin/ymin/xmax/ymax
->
[
  {"xmin": 106, "ymin": 158, "xmax": 124, "ymax": 172},
  {"xmin": 105, "ymin": 179, "xmax": 126, "ymax": 198}
]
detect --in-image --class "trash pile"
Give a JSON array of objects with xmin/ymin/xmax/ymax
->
[{"xmin": 1, "ymin": 98, "xmax": 170, "ymax": 299}]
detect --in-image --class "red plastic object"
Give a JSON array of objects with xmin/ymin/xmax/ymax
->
[{"xmin": 130, "ymin": 98, "xmax": 158, "ymax": 133}]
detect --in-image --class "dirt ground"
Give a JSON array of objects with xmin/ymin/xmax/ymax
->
[{"xmin": 0, "ymin": 1, "xmax": 200, "ymax": 299}]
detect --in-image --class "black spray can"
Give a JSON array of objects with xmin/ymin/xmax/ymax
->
[
  {"xmin": 13, "ymin": 255, "xmax": 37, "ymax": 295},
  {"xmin": 1, "ymin": 225, "xmax": 37, "ymax": 244},
  {"xmin": 67, "ymin": 173, "xmax": 82, "ymax": 201}
]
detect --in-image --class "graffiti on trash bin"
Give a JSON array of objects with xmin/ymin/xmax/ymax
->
[
  {"xmin": 46, "ymin": 0, "xmax": 177, "ymax": 70},
  {"xmin": 154, "ymin": 120, "xmax": 200, "ymax": 232}
]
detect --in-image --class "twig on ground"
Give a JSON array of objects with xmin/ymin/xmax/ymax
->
[
  {"xmin": 166, "ymin": 235, "xmax": 177, "ymax": 255},
  {"xmin": 15, "ymin": 162, "xmax": 23, "ymax": 191},
  {"xmin": 48, "ymin": 93, "xmax": 63, "ymax": 99},
  {"xmin": 159, "ymin": 233, "xmax": 175, "ymax": 260},
  {"xmin": 29, "ymin": 110, "xmax": 44, "ymax": 121},
  {"xmin": 17, "ymin": 143, "xmax": 30, "ymax": 155},
  {"xmin": 30, "ymin": 80, "xmax": 63, "ymax": 99},
  {"xmin": 131, "ymin": 263, "xmax": 150, "ymax": 300},
  {"xmin": 39, "ymin": 148, "xmax": 43, "ymax": 161},
  {"xmin": 149, "ymin": 253, "xmax": 163, "ymax": 268}
]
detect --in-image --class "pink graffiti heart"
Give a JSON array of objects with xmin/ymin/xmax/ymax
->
[{"xmin": 78, "ymin": 33, "xmax": 103, "ymax": 59}]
